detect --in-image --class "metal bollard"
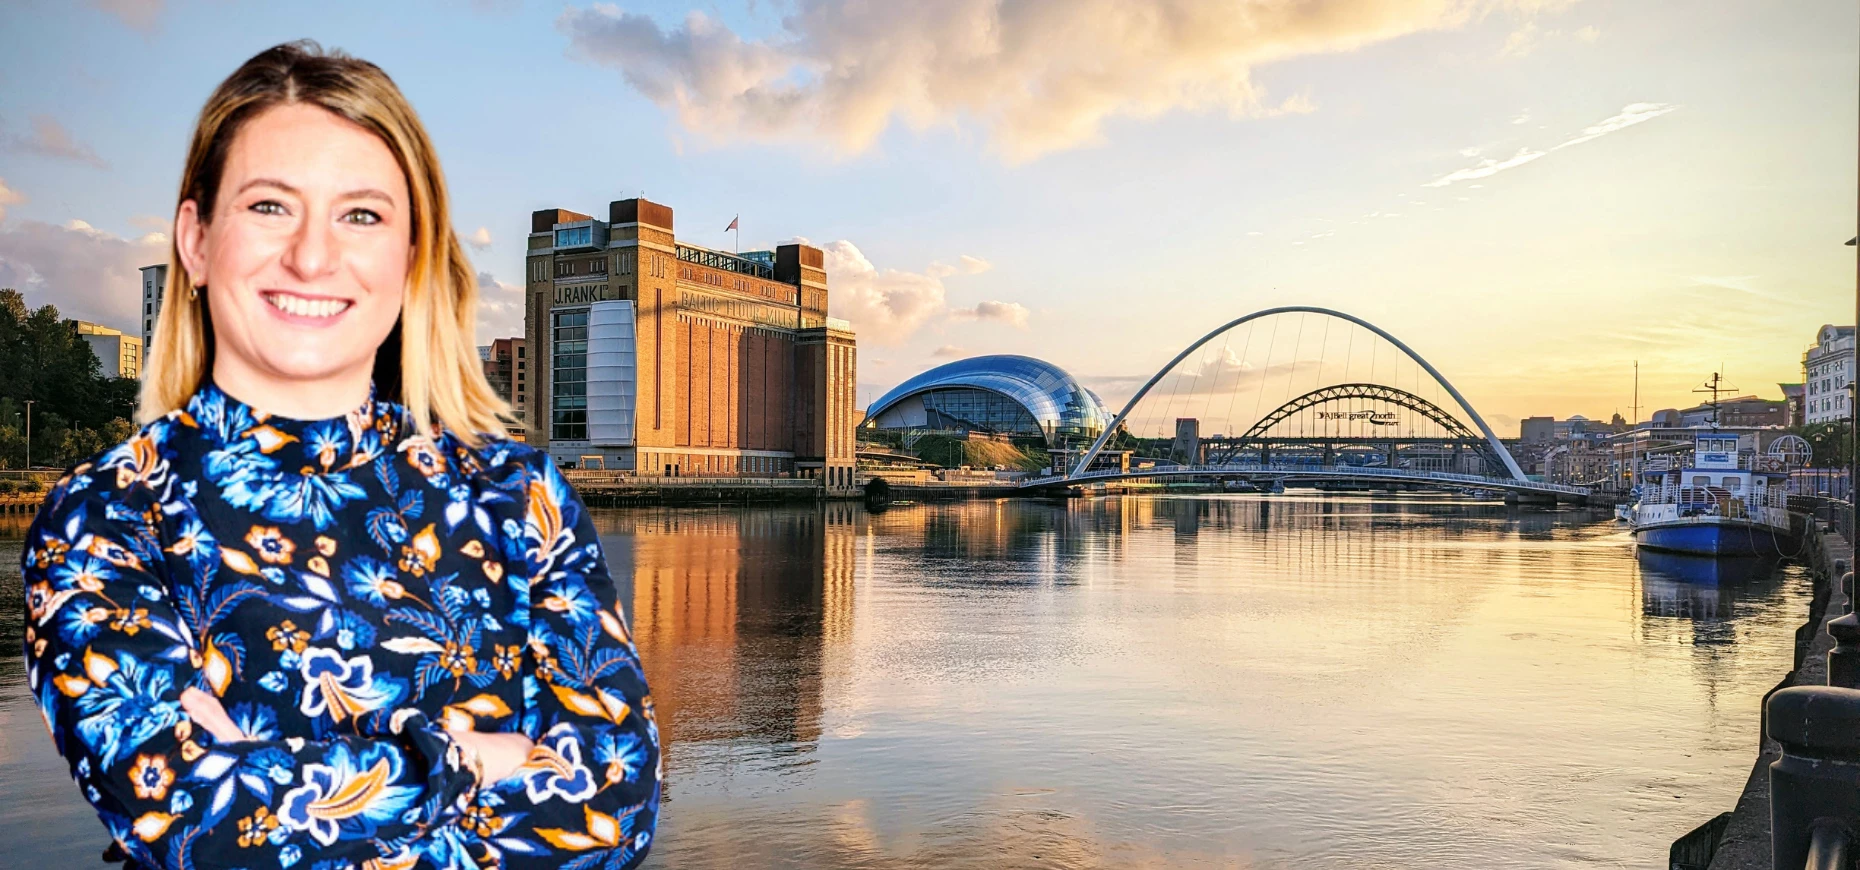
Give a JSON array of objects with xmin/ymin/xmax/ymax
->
[
  {"xmin": 1833, "ymin": 615, "xmax": 1860, "ymax": 690},
  {"xmin": 1768, "ymin": 686, "xmax": 1860, "ymax": 870}
]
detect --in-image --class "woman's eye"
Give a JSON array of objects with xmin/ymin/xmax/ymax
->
[
  {"xmin": 249, "ymin": 200, "xmax": 287, "ymax": 216},
  {"xmin": 341, "ymin": 209, "xmax": 382, "ymax": 226}
]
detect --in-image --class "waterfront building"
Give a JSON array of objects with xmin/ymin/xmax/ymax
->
[
  {"xmin": 1171, "ymin": 418, "xmax": 1202, "ymax": 465},
  {"xmin": 139, "ymin": 263, "xmax": 167, "ymax": 360},
  {"xmin": 1676, "ymin": 395, "xmax": 1787, "ymax": 428},
  {"xmin": 481, "ymin": 337, "xmax": 528, "ymax": 441},
  {"xmin": 1779, "ymin": 383, "xmax": 1805, "ymax": 427},
  {"xmin": 1803, "ymin": 324, "xmax": 1855, "ymax": 424},
  {"xmin": 1542, "ymin": 440, "xmax": 1612, "ymax": 486},
  {"xmin": 524, "ymin": 199, "xmax": 857, "ymax": 491},
  {"xmin": 68, "ymin": 320, "xmax": 142, "ymax": 379},
  {"xmin": 861, "ymin": 355, "xmax": 1111, "ymax": 447},
  {"xmin": 1520, "ymin": 416, "xmax": 1554, "ymax": 443}
]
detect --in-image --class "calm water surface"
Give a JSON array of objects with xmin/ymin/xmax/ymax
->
[{"xmin": 0, "ymin": 494, "xmax": 1812, "ymax": 868}]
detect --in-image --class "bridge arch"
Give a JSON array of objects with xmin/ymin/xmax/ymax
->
[
  {"xmin": 1224, "ymin": 382, "xmax": 1508, "ymax": 475},
  {"xmin": 1069, "ymin": 307, "xmax": 1526, "ymax": 481},
  {"xmin": 1240, "ymin": 382, "xmax": 1480, "ymax": 441}
]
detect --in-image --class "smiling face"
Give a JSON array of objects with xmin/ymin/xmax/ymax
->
[{"xmin": 175, "ymin": 102, "xmax": 411, "ymax": 416}]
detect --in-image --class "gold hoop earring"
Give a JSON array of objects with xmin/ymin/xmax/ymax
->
[{"xmin": 190, "ymin": 284, "xmax": 201, "ymax": 301}]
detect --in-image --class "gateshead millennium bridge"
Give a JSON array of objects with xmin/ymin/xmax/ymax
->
[{"xmin": 1020, "ymin": 306, "xmax": 1588, "ymax": 500}]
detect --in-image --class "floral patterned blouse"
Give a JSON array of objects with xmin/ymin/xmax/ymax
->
[{"xmin": 19, "ymin": 382, "xmax": 660, "ymax": 870}]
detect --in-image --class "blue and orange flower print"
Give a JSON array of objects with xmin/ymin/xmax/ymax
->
[{"xmin": 19, "ymin": 382, "xmax": 661, "ymax": 869}]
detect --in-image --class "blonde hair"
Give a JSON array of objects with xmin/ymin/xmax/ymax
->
[{"xmin": 140, "ymin": 40, "xmax": 508, "ymax": 446}]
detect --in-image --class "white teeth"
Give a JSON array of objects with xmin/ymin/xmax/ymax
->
[{"xmin": 265, "ymin": 293, "xmax": 350, "ymax": 319}]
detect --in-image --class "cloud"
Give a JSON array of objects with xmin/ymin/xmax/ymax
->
[
  {"xmin": 0, "ymin": 179, "xmax": 23, "ymax": 223},
  {"xmin": 1510, "ymin": 111, "xmax": 1531, "ymax": 125},
  {"xmin": 1574, "ymin": 24, "xmax": 1599, "ymax": 42},
  {"xmin": 1425, "ymin": 147, "xmax": 1545, "ymax": 187},
  {"xmin": 931, "ymin": 345, "xmax": 966, "ymax": 358},
  {"xmin": 950, "ymin": 300, "xmax": 1031, "ymax": 329},
  {"xmin": 88, "ymin": 0, "xmax": 163, "ymax": 33},
  {"xmin": 1558, "ymin": 101, "xmax": 1678, "ymax": 148},
  {"xmin": 925, "ymin": 254, "xmax": 993, "ymax": 278},
  {"xmin": 1500, "ymin": 22, "xmax": 1539, "ymax": 56},
  {"xmin": 801, "ymin": 237, "xmax": 1029, "ymax": 344},
  {"xmin": 558, "ymin": 0, "xmax": 1512, "ymax": 162},
  {"xmin": 2, "ymin": 115, "xmax": 110, "ymax": 169},
  {"xmin": 473, "ymin": 271, "xmax": 524, "ymax": 344},
  {"xmin": 466, "ymin": 226, "xmax": 493, "ymax": 251},
  {"xmin": 1424, "ymin": 102, "xmax": 1676, "ymax": 187},
  {"xmin": 128, "ymin": 214, "xmax": 172, "ymax": 234},
  {"xmin": 0, "ymin": 219, "xmax": 168, "ymax": 327},
  {"xmin": 814, "ymin": 239, "xmax": 949, "ymax": 345}
]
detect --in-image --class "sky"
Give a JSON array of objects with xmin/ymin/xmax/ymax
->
[{"xmin": 0, "ymin": 0, "xmax": 1854, "ymax": 437}]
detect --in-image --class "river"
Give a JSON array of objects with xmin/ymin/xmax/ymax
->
[{"xmin": 0, "ymin": 493, "xmax": 1813, "ymax": 868}]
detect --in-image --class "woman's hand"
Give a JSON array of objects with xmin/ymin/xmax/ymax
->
[
  {"xmin": 185, "ymin": 687, "xmax": 534, "ymax": 783},
  {"xmin": 445, "ymin": 726, "xmax": 536, "ymax": 784},
  {"xmin": 181, "ymin": 687, "xmax": 244, "ymax": 742}
]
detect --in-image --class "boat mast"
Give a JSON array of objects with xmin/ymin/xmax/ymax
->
[
  {"xmin": 1694, "ymin": 372, "xmax": 1733, "ymax": 433},
  {"xmin": 1630, "ymin": 361, "xmax": 1640, "ymax": 491},
  {"xmin": 1632, "ymin": 361, "xmax": 1640, "ymax": 426}
]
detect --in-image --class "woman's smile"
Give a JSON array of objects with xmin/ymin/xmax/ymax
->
[{"xmin": 261, "ymin": 290, "xmax": 355, "ymax": 324}]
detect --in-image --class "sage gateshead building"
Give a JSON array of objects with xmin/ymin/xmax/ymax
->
[
  {"xmin": 524, "ymin": 198, "xmax": 858, "ymax": 491},
  {"xmin": 861, "ymin": 355, "xmax": 1112, "ymax": 446}
]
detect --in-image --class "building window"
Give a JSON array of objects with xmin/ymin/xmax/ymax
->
[
  {"xmin": 554, "ymin": 225, "xmax": 592, "ymax": 248},
  {"xmin": 552, "ymin": 309, "xmax": 589, "ymax": 441}
]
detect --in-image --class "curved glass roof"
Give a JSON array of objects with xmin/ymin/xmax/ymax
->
[{"xmin": 864, "ymin": 354, "xmax": 1111, "ymax": 443}]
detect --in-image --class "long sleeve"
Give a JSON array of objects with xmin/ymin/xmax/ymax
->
[
  {"xmin": 463, "ymin": 454, "xmax": 661, "ymax": 870},
  {"xmin": 21, "ymin": 465, "xmax": 483, "ymax": 870}
]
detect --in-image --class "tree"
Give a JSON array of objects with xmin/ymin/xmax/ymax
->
[
  {"xmin": 1791, "ymin": 422, "xmax": 1851, "ymax": 469},
  {"xmin": 0, "ymin": 288, "xmax": 140, "ymax": 469}
]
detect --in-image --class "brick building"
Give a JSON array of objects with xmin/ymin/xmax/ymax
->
[
  {"xmin": 481, "ymin": 337, "xmax": 528, "ymax": 441},
  {"xmin": 523, "ymin": 198, "xmax": 857, "ymax": 490}
]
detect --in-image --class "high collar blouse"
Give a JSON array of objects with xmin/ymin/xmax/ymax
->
[{"xmin": 19, "ymin": 382, "xmax": 660, "ymax": 870}]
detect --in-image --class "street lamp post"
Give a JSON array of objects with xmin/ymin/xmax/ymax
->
[
  {"xmin": 1849, "ymin": 235, "xmax": 1858, "ymax": 509},
  {"xmin": 22, "ymin": 399, "xmax": 34, "ymax": 471}
]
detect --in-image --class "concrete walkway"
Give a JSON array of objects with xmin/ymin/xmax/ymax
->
[{"xmin": 1679, "ymin": 523, "xmax": 1852, "ymax": 870}]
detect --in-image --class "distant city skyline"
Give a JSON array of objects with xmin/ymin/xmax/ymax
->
[{"xmin": 0, "ymin": 0, "xmax": 1853, "ymax": 433}]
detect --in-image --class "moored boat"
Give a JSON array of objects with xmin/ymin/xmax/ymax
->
[{"xmin": 1632, "ymin": 431, "xmax": 1793, "ymax": 556}]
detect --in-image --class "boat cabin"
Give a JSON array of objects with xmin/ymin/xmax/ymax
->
[{"xmin": 1643, "ymin": 432, "xmax": 1785, "ymax": 520}]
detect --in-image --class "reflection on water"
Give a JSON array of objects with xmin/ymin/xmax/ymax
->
[
  {"xmin": 0, "ymin": 496, "xmax": 1814, "ymax": 868},
  {"xmin": 1639, "ymin": 550, "xmax": 1784, "ymax": 623}
]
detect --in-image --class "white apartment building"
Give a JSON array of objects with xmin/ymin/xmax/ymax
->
[
  {"xmin": 1804, "ymin": 324, "xmax": 1855, "ymax": 424},
  {"xmin": 139, "ymin": 263, "xmax": 167, "ymax": 359}
]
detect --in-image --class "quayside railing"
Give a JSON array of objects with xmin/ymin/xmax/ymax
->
[{"xmin": 1771, "ymin": 554, "xmax": 1860, "ymax": 870}]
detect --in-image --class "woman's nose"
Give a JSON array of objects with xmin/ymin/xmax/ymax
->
[{"xmin": 283, "ymin": 212, "xmax": 337, "ymax": 280}]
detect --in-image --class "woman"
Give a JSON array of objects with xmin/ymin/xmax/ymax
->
[{"xmin": 19, "ymin": 41, "xmax": 659, "ymax": 870}]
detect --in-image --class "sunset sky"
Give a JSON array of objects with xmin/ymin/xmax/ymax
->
[{"xmin": 0, "ymin": 0, "xmax": 1853, "ymax": 434}]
